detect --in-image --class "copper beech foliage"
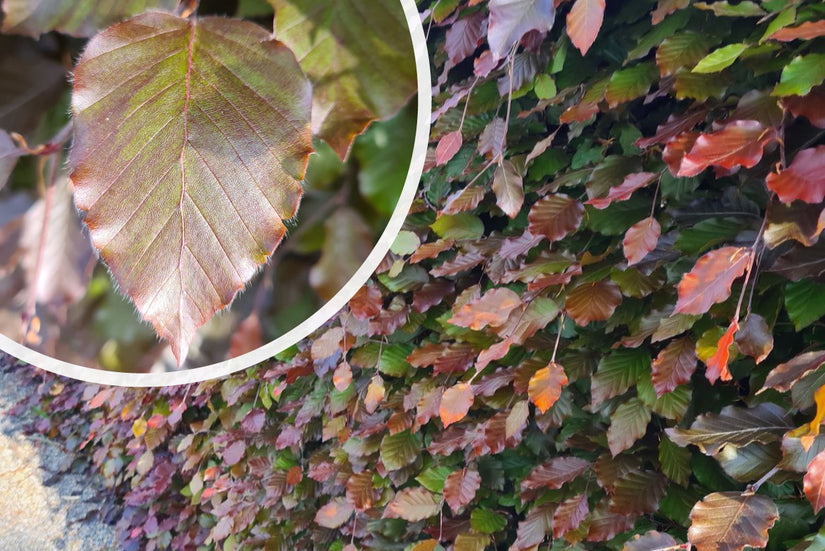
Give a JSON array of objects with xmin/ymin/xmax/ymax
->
[{"xmin": 12, "ymin": 0, "xmax": 825, "ymax": 550}]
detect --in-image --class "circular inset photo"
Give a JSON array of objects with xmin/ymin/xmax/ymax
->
[{"xmin": 0, "ymin": 0, "xmax": 430, "ymax": 384}]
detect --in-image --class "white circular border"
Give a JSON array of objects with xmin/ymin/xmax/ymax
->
[{"xmin": 0, "ymin": 0, "xmax": 432, "ymax": 387}]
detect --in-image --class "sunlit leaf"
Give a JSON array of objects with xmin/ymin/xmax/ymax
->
[
  {"xmin": 492, "ymin": 160, "xmax": 525, "ymax": 218},
  {"xmin": 687, "ymin": 492, "xmax": 778, "ymax": 551},
  {"xmin": 692, "ymin": 44, "xmax": 748, "ymax": 74},
  {"xmin": 773, "ymin": 54, "xmax": 825, "ymax": 97},
  {"xmin": 674, "ymin": 247, "xmax": 753, "ymax": 315},
  {"xmin": 652, "ymin": 337, "xmax": 697, "ymax": 396},
  {"xmin": 623, "ymin": 217, "xmax": 661, "ymax": 266},
  {"xmin": 384, "ymin": 487, "xmax": 441, "ymax": 522},
  {"xmin": 762, "ymin": 350, "xmax": 825, "ymax": 393},
  {"xmin": 677, "ymin": 120, "xmax": 776, "ymax": 177},
  {"xmin": 705, "ymin": 319, "xmax": 738, "ymax": 384},
  {"xmin": 487, "ymin": 0, "xmax": 556, "ymax": 61},
  {"xmin": 566, "ymin": 0, "xmax": 605, "ymax": 55},
  {"xmin": 449, "ymin": 287, "xmax": 521, "ymax": 330},
  {"xmin": 766, "ymin": 146, "xmax": 825, "ymax": 204},
  {"xmin": 444, "ymin": 467, "xmax": 481, "ymax": 513},
  {"xmin": 440, "ymin": 383, "xmax": 475, "ymax": 427},
  {"xmin": 70, "ymin": 13, "xmax": 313, "ymax": 364},
  {"xmin": 566, "ymin": 280, "xmax": 622, "ymax": 326},
  {"xmin": 315, "ymin": 498, "xmax": 354, "ymax": 528},
  {"xmin": 528, "ymin": 361, "xmax": 568, "ymax": 413},
  {"xmin": 804, "ymin": 450, "xmax": 825, "ymax": 513}
]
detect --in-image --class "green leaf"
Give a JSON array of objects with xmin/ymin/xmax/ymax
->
[
  {"xmin": 607, "ymin": 397, "xmax": 651, "ymax": 456},
  {"xmin": 1, "ymin": 0, "xmax": 177, "ymax": 38},
  {"xmin": 432, "ymin": 213, "xmax": 485, "ymax": 241},
  {"xmin": 534, "ymin": 74, "xmax": 558, "ymax": 100},
  {"xmin": 692, "ymin": 43, "xmax": 748, "ymax": 73},
  {"xmin": 70, "ymin": 13, "xmax": 313, "ymax": 365},
  {"xmin": 693, "ymin": 1, "xmax": 766, "ymax": 17},
  {"xmin": 470, "ymin": 508, "xmax": 508, "ymax": 534},
  {"xmin": 773, "ymin": 54, "xmax": 825, "ymax": 97},
  {"xmin": 270, "ymin": 0, "xmax": 416, "ymax": 158},
  {"xmin": 380, "ymin": 430, "xmax": 422, "ymax": 471},
  {"xmin": 391, "ymin": 231, "xmax": 421, "ymax": 256},
  {"xmin": 715, "ymin": 442, "xmax": 781, "ymax": 483},
  {"xmin": 785, "ymin": 280, "xmax": 825, "ymax": 331},
  {"xmin": 591, "ymin": 348, "xmax": 651, "ymax": 405},
  {"xmin": 659, "ymin": 436, "xmax": 692, "ymax": 486},
  {"xmin": 674, "ymin": 218, "xmax": 748, "ymax": 255},
  {"xmin": 605, "ymin": 62, "xmax": 658, "ymax": 107},
  {"xmin": 416, "ymin": 465, "xmax": 453, "ymax": 493},
  {"xmin": 379, "ymin": 344, "xmax": 414, "ymax": 377}
]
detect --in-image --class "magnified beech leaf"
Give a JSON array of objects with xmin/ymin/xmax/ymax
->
[
  {"xmin": 69, "ymin": 13, "xmax": 313, "ymax": 365},
  {"xmin": 688, "ymin": 492, "xmax": 778, "ymax": 551},
  {"xmin": 270, "ymin": 0, "xmax": 416, "ymax": 160},
  {"xmin": 1, "ymin": 0, "xmax": 178, "ymax": 38}
]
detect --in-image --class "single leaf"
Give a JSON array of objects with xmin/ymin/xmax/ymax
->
[
  {"xmin": 675, "ymin": 247, "xmax": 753, "ymax": 315},
  {"xmin": 734, "ymin": 314, "xmax": 773, "ymax": 365},
  {"xmin": 506, "ymin": 400, "xmax": 530, "ymax": 439},
  {"xmin": 528, "ymin": 194, "xmax": 584, "ymax": 242},
  {"xmin": 769, "ymin": 20, "xmax": 825, "ymax": 42},
  {"xmin": 662, "ymin": 132, "xmax": 699, "ymax": 176},
  {"xmin": 478, "ymin": 117, "xmax": 507, "ymax": 160},
  {"xmin": 528, "ymin": 362, "xmax": 568, "ymax": 413},
  {"xmin": 446, "ymin": 12, "xmax": 486, "ymax": 65},
  {"xmin": 659, "ymin": 436, "xmax": 692, "ymax": 486},
  {"xmin": 587, "ymin": 172, "xmax": 657, "ymax": 210},
  {"xmin": 454, "ymin": 532, "xmax": 490, "ymax": 551},
  {"xmin": 487, "ymin": 0, "xmax": 556, "ymax": 61},
  {"xmin": 610, "ymin": 470, "xmax": 667, "ymax": 515},
  {"xmin": 492, "ymin": 160, "xmax": 525, "ymax": 218},
  {"xmin": 333, "ymin": 361, "xmax": 353, "ymax": 391},
  {"xmin": 785, "ymin": 279, "xmax": 825, "ymax": 331},
  {"xmin": 677, "ymin": 120, "xmax": 776, "ymax": 177},
  {"xmin": 652, "ymin": 0, "xmax": 690, "ymax": 25},
  {"xmin": 270, "ymin": 0, "xmax": 415, "ymax": 159},
  {"xmin": 705, "ymin": 319, "xmax": 738, "ymax": 384},
  {"xmin": 346, "ymin": 472, "xmax": 375, "ymax": 510},
  {"xmin": 566, "ymin": 0, "xmax": 605, "ymax": 55},
  {"xmin": 783, "ymin": 87, "xmax": 825, "ymax": 128},
  {"xmin": 380, "ymin": 430, "xmax": 421, "ymax": 471},
  {"xmin": 656, "ymin": 32, "xmax": 711, "ymax": 76},
  {"xmin": 591, "ymin": 349, "xmax": 651, "ymax": 405},
  {"xmin": 365, "ymin": 375, "xmax": 386, "ymax": 414},
  {"xmin": 315, "ymin": 498, "xmax": 355, "ymax": 528},
  {"xmin": 607, "ymin": 397, "xmax": 651, "ymax": 456},
  {"xmin": 804, "ymin": 450, "xmax": 825, "ymax": 513},
  {"xmin": 1, "ymin": 0, "xmax": 177, "ymax": 38},
  {"xmin": 70, "ymin": 13, "xmax": 313, "ymax": 364},
  {"xmin": 762, "ymin": 350, "xmax": 825, "ymax": 393},
  {"xmin": 553, "ymin": 493, "xmax": 589, "ymax": 539},
  {"xmin": 436, "ymin": 131, "xmax": 463, "ymax": 166},
  {"xmin": 766, "ymin": 146, "xmax": 825, "ymax": 204},
  {"xmin": 605, "ymin": 62, "xmax": 658, "ymax": 107},
  {"xmin": 666, "ymin": 403, "xmax": 792, "ymax": 455},
  {"xmin": 440, "ymin": 383, "xmax": 475, "ymax": 428},
  {"xmin": 693, "ymin": 1, "xmax": 766, "ymax": 17},
  {"xmin": 692, "ymin": 43, "xmax": 748, "ymax": 74},
  {"xmin": 687, "ymin": 492, "xmax": 778, "ymax": 551},
  {"xmin": 384, "ymin": 487, "xmax": 441, "ymax": 522},
  {"xmin": 652, "ymin": 337, "xmax": 697, "ymax": 396},
  {"xmin": 623, "ymin": 217, "xmax": 661, "ymax": 266},
  {"xmin": 773, "ymin": 54, "xmax": 825, "ymax": 97},
  {"xmin": 624, "ymin": 531, "xmax": 681, "ymax": 551},
  {"xmin": 566, "ymin": 280, "xmax": 622, "ymax": 326},
  {"xmin": 444, "ymin": 468, "xmax": 481, "ymax": 513},
  {"xmin": 471, "ymin": 508, "xmax": 508, "ymax": 534},
  {"xmin": 449, "ymin": 287, "xmax": 521, "ymax": 330},
  {"xmin": 512, "ymin": 503, "xmax": 554, "ymax": 550}
]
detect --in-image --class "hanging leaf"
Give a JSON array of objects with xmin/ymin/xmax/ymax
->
[
  {"xmin": 446, "ymin": 12, "xmax": 487, "ymax": 65},
  {"xmin": 687, "ymin": 492, "xmax": 778, "ymax": 551},
  {"xmin": 652, "ymin": 337, "xmax": 697, "ymax": 396},
  {"xmin": 528, "ymin": 194, "xmax": 584, "ymax": 242},
  {"xmin": 315, "ymin": 498, "xmax": 355, "ymax": 528},
  {"xmin": 440, "ymin": 383, "xmax": 475, "ymax": 428},
  {"xmin": 365, "ymin": 375, "xmax": 386, "ymax": 414},
  {"xmin": 553, "ymin": 493, "xmax": 589, "ymax": 539},
  {"xmin": 528, "ymin": 361, "xmax": 568, "ymax": 413},
  {"xmin": 677, "ymin": 120, "xmax": 776, "ymax": 177},
  {"xmin": 692, "ymin": 44, "xmax": 748, "ymax": 74},
  {"xmin": 566, "ymin": 0, "xmax": 605, "ymax": 55},
  {"xmin": 666, "ymin": 403, "xmax": 792, "ymax": 455},
  {"xmin": 705, "ymin": 319, "xmax": 738, "ymax": 384},
  {"xmin": 492, "ymin": 160, "xmax": 525, "ymax": 218},
  {"xmin": 70, "ymin": 13, "xmax": 313, "ymax": 364},
  {"xmin": 444, "ymin": 467, "xmax": 481, "ymax": 513},
  {"xmin": 587, "ymin": 172, "xmax": 657, "ymax": 209},
  {"xmin": 662, "ymin": 132, "xmax": 700, "ymax": 175},
  {"xmin": 766, "ymin": 146, "xmax": 825, "ymax": 204},
  {"xmin": 623, "ymin": 217, "xmax": 661, "ymax": 266},
  {"xmin": 384, "ymin": 487, "xmax": 441, "ymax": 522},
  {"xmin": 478, "ymin": 117, "xmax": 507, "ymax": 160},
  {"xmin": 436, "ymin": 131, "xmax": 463, "ymax": 166},
  {"xmin": 762, "ymin": 350, "xmax": 825, "ymax": 393},
  {"xmin": 674, "ymin": 247, "xmax": 753, "ymax": 315},
  {"xmin": 607, "ymin": 397, "xmax": 651, "ymax": 456},
  {"xmin": 270, "ymin": 0, "xmax": 416, "ymax": 159},
  {"xmin": 734, "ymin": 314, "xmax": 773, "ymax": 364},
  {"xmin": 487, "ymin": 0, "xmax": 556, "ymax": 61},
  {"xmin": 1, "ymin": 0, "xmax": 178, "ymax": 38},
  {"xmin": 804, "ymin": 450, "xmax": 825, "ymax": 513},
  {"xmin": 566, "ymin": 280, "xmax": 622, "ymax": 326}
]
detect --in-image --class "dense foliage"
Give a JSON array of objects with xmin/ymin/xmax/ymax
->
[{"xmin": 12, "ymin": 0, "xmax": 825, "ymax": 550}]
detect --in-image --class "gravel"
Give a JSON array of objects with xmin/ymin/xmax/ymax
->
[{"xmin": 0, "ymin": 360, "xmax": 119, "ymax": 550}]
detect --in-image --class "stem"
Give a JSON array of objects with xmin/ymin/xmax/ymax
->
[
  {"xmin": 500, "ymin": 47, "xmax": 517, "ymax": 162},
  {"xmin": 649, "ymin": 172, "xmax": 663, "ymax": 219},
  {"xmin": 551, "ymin": 313, "xmax": 565, "ymax": 364},
  {"xmin": 746, "ymin": 466, "xmax": 779, "ymax": 494},
  {"xmin": 458, "ymin": 77, "xmax": 479, "ymax": 133}
]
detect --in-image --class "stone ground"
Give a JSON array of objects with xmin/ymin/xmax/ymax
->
[{"xmin": 0, "ymin": 360, "xmax": 119, "ymax": 550}]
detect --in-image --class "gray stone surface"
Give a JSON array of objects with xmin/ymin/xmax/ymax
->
[{"xmin": 0, "ymin": 362, "xmax": 118, "ymax": 550}]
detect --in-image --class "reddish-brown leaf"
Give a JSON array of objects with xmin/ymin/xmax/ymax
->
[
  {"xmin": 637, "ymin": 108, "xmax": 707, "ymax": 148},
  {"xmin": 566, "ymin": 281, "xmax": 622, "ymax": 326},
  {"xmin": 553, "ymin": 493, "xmax": 589, "ymax": 539},
  {"xmin": 228, "ymin": 313, "xmax": 262, "ymax": 359},
  {"xmin": 651, "ymin": 0, "xmax": 690, "ymax": 25},
  {"xmin": 440, "ymin": 383, "xmax": 475, "ymax": 427},
  {"xmin": 487, "ymin": 0, "xmax": 557, "ymax": 61},
  {"xmin": 449, "ymin": 287, "xmax": 522, "ymax": 330},
  {"xmin": 346, "ymin": 472, "xmax": 375, "ymax": 511},
  {"xmin": 442, "ymin": 184, "xmax": 487, "ymax": 215},
  {"xmin": 410, "ymin": 240, "xmax": 455, "ymax": 264},
  {"xmin": 623, "ymin": 217, "xmax": 661, "ymax": 266},
  {"xmin": 783, "ymin": 87, "xmax": 825, "ymax": 129},
  {"xmin": 492, "ymin": 160, "xmax": 525, "ymax": 218},
  {"xmin": 566, "ymin": 0, "xmax": 605, "ymax": 55},
  {"xmin": 677, "ymin": 120, "xmax": 776, "ymax": 177},
  {"xmin": 528, "ymin": 362, "xmax": 568, "ymax": 413},
  {"xmin": 688, "ymin": 493, "xmax": 778, "ymax": 551},
  {"xmin": 478, "ymin": 117, "xmax": 507, "ymax": 160},
  {"xmin": 652, "ymin": 337, "xmax": 697, "ymax": 396},
  {"xmin": 444, "ymin": 467, "xmax": 481, "ymax": 513},
  {"xmin": 804, "ymin": 450, "xmax": 825, "ymax": 513},
  {"xmin": 364, "ymin": 376, "xmax": 385, "ymax": 414},
  {"xmin": 349, "ymin": 285, "xmax": 383, "ymax": 320},
  {"xmin": 610, "ymin": 471, "xmax": 667, "ymax": 515},
  {"xmin": 586, "ymin": 504, "xmax": 635, "ymax": 542},
  {"xmin": 663, "ymin": 132, "xmax": 700, "ymax": 176},
  {"xmin": 435, "ymin": 131, "xmax": 463, "ymax": 167},
  {"xmin": 512, "ymin": 503, "xmax": 554, "ymax": 550},
  {"xmin": 521, "ymin": 457, "xmax": 591, "ymax": 498},
  {"xmin": 768, "ymin": 20, "xmax": 825, "ymax": 42},
  {"xmin": 333, "ymin": 361, "xmax": 353, "ymax": 391},
  {"xmin": 560, "ymin": 101, "xmax": 600, "ymax": 123},
  {"xmin": 705, "ymin": 320, "xmax": 738, "ymax": 384},
  {"xmin": 315, "ymin": 498, "xmax": 355, "ymax": 528},
  {"xmin": 587, "ymin": 172, "xmax": 657, "ymax": 210},
  {"xmin": 734, "ymin": 313, "xmax": 773, "ymax": 364},
  {"xmin": 675, "ymin": 247, "xmax": 753, "ymax": 315},
  {"xmin": 445, "ymin": 12, "xmax": 486, "ymax": 65},
  {"xmin": 762, "ymin": 350, "xmax": 825, "ymax": 393},
  {"xmin": 766, "ymin": 146, "xmax": 825, "ymax": 204}
]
